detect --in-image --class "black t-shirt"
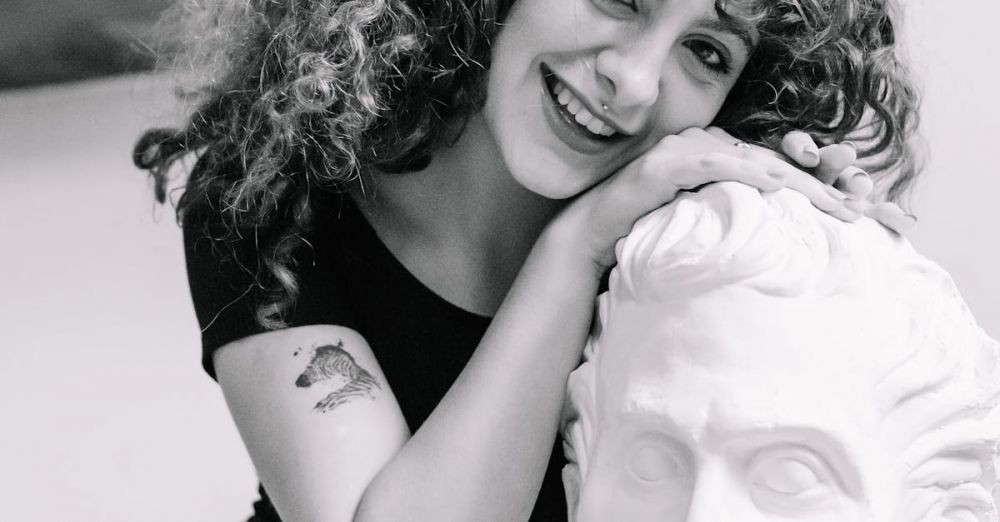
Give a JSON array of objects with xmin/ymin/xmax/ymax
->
[{"xmin": 184, "ymin": 190, "xmax": 567, "ymax": 521}]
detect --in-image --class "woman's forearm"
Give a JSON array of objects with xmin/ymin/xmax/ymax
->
[{"xmin": 355, "ymin": 225, "xmax": 600, "ymax": 521}]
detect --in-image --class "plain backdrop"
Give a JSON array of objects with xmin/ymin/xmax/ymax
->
[{"xmin": 0, "ymin": 1, "xmax": 997, "ymax": 520}]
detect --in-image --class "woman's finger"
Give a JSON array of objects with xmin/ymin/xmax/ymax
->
[
  {"xmin": 692, "ymin": 133, "xmax": 863, "ymax": 223},
  {"xmin": 695, "ymin": 138, "xmax": 861, "ymax": 223},
  {"xmin": 633, "ymin": 151, "xmax": 785, "ymax": 204},
  {"xmin": 589, "ymin": 150, "xmax": 785, "ymax": 241},
  {"xmin": 743, "ymin": 150, "xmax": 854, "ymax": 216},
  {"xmin": 616, "ymin": 130, "xmax": 860, "ymax": 226},
  {"xmin": 834, "ymin": 166, "xmax": 874, "ymax": 199},
  {"xmin": 814, "ymin": 143, "xmax": 858, "ymax": 184},
  {"xmin": 780, "ymin": 131, "xmax": 820, "ymax": 168},
  {"xmin": 865, "ymin": 202, "xmax": 918, "ymax": 236},
  {"xmin": 750, "ymin": 154, "xmax": 862, "ymax": 223},
  {"xmin": 704, "ymin": 127, "xmax": 785, "ymax": 160}
]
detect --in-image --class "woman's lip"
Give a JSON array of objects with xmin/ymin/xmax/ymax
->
[
  {"xmin": 539, "ymin": 66, "xmax": 631, "ymax": 155},
  {"xmin": 541, "ymin": 65, "xmax": 629, "ymax": 136},
  {"xmin": 541, "ymin": 74, "xmax": 617, "ymax": 155}
]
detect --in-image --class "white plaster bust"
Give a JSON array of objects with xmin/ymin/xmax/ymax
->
[{"xmin": 562, "ymin": 182, "xmax": 1000, "ymax": 522}]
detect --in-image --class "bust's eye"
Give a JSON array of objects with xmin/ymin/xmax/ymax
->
[
  {"xmin": 748, "ymin": 447, "xmax": 839, "ymax": 513},
  {"xmin": 627, "ymin": 443, "xmax": 689, "ymax": 483},
  {"xmin": 755, "ymin": 457, "xmax": 820, "ymax": 495}
]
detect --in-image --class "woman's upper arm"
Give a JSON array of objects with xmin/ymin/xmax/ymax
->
[{"xmin": 214, "ymin": 324, "xmax": 410, "ymax": 522}]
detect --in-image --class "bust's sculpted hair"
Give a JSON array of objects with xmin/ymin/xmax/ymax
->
[
  {"xmin": 562, "ymin": 182, "xmax": 1000, "ymax": 511},
  {"xmin": 135, "ymin": 0, "xmax": 920, "ymax": 329}
]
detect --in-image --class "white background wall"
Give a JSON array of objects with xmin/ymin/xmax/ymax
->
[
  {"xmin": 0, "ymin": 77, "xmax": 258, "ymax": 520},
  {"xmin": 905, "ymin": 0, "xmax": 1000, "ymax": 340},
  {"xmin": 0, "ymin": 2, "xmax": 997, "ymax": 520}
]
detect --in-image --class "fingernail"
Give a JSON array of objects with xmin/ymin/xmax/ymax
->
[
  {"xmin": 842, "ymin": 168, "xmax": 873, "ymax": 197},
  {"xmin": 893, "ymin": 214, "xmax": 918, "ymax": 235},
  {"xmin": 841, "ymin": 141, "xmax": 858, "ymax": 151},
  {"xmin": 801, "ymin": 144, "xmax": 820, "ymax": 164}
]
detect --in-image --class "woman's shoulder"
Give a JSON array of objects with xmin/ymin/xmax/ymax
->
[{"xmin": 180, "ymin": 183, "xmax": 359, "ymax": 378}]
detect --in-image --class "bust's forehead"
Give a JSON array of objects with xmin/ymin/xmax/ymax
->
[
  {"xmin": 602, "ymin": 183, "xmax": 974, "ymax": 391},
  {"xmin": 612, "ymin": 183, "xmax": 942, "ymax": 303},
  {"xmin": 595, "ymin": 294, "xmax": 893, "ymax": 419},
  {"xmin": 598, "ymin": 281, "xmax": 913, "ymax": 383},
  {"xmin": 591, "ymin": 183, "xmax": 998, "ymax": 435}
]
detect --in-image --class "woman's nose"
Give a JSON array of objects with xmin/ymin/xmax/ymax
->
[{"xmin": 594, "ymin": 43, "xmax": 664, "ymax": 109}]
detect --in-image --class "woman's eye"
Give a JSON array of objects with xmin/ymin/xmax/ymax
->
[
  {"xmin": 595, "ymin": 0, "xmax": 638, "ymax": 14},
  {"xmin": 684, "ymin": 40, "xmax": 732, "ymax": 75},
  {"xmin": 613, "ymin": 0, "xmax": 638, "ymax": 12}
]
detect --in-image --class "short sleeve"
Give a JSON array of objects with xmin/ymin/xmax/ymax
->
[
  {"xmin": 182, "ymin": 191, "xmax": 360, "ymax": 380},
  {"xmin": 183, "ymin": 213, "xmax": 269, "ymax": 379}
]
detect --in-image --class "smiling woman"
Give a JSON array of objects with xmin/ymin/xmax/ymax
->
[
  {"xmin": 484, "ymin": 0, "xmax": 760, "ymax": 197},
  {"xmin": 132, "ymin": 0, "xmax": 920, "ymax": 520}
]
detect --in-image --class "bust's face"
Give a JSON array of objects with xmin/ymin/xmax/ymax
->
[{"xmin": 572, "ymin": 286, "xmax": 996, "ymax": 522}]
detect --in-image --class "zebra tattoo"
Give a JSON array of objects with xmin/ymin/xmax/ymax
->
[{"xmin": 294, "ymin": 341, "xmax": 380, "ymax": 413}]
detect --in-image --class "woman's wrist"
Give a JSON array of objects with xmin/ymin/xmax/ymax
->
[{"xmin": 536, "ymin": 209, "xmax": 612, "ymax": 285}]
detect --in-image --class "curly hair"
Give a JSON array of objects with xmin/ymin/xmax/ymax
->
[
  {"xmin": 716, "ymin": 0, "xmax": 921, "ymax": 202},
  {"xmin": 134, "ymin": 0, "xmax": 920, "ymax": 330}
]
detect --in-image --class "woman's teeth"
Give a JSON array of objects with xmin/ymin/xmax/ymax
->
[{"xmin": 552, "ymin": 81, "xmax": 617, "ymax": 138}]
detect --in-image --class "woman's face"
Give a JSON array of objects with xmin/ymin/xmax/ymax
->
[{"xmin": 483, "ymin": 0, "xmax": 756, "ymax": 198}]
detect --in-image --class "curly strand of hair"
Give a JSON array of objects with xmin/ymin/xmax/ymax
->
[
  {"xmin": 716, "ymin": 0, "xmax": 920, "ymax": 204},
  {"xmin": 135, "ymin": 0, "xmax": 502, "ymax": 330},
  {"xmin": 256, "ymin": 178, "xmax": 315, "ymax": 329},
  {"xmin": 137, "ymin": 0, "xmax": 919, "ymax": 330}
]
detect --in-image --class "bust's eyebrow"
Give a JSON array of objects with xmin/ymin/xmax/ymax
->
[{"xmin": 721, "ymin": 426, "xmax": 867, "ymax": 498}]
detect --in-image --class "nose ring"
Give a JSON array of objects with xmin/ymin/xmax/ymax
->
[{"xmin": 601, "ymin": 104, "xmax": 609, "ymax": 112}]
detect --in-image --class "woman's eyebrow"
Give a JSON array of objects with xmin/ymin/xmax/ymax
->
[{"xmin": 695, "ymin": 16, "xmax": 756, "ymax": 52}]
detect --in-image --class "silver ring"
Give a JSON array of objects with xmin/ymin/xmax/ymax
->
[{"xmin": 734, "ymin": 141, "xmax": 752, "ymax": 150}]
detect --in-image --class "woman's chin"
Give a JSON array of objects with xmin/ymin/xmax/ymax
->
[
  {"xmin": 517, "ymin": 174, "xmax": 593, "ymax": 200},
  {"xmin": 507, "ymin": 157, "xmax": 604, "ymax": 201}
]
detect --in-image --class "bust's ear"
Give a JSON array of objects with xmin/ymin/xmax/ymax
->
[
  {"xmin": 894, "ymin": 338, "xmax": 1000, "ymax": 520},
  {"xmin": 561, "ymin": 442, "xmax": 581, "ymax": 522},
  {"xmin": 561, "ymin": 386, "xmax": 592, "ymax": 522},
  {"xmin": 561, "ymin": 338, "xmax": 600, "ymax": 521}
]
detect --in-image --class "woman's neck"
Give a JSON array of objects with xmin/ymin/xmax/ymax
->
[{"xmin": 350, "ymin": 113, "xmax": 563, "ymax": 316}]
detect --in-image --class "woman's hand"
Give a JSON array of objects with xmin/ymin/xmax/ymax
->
[
  {"xmin": 778, "ymin": 130, "xmax": 917, "ymax": 235},
  {"xmin": 549, "ymin": 126, "xmax": 861, "ymax": 275}
]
